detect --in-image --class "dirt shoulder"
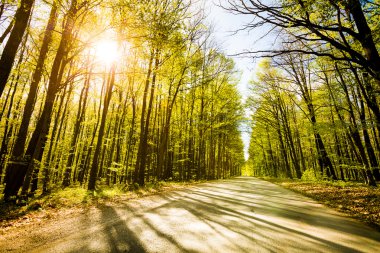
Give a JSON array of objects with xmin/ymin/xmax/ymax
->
[{"xmin": 264, "ymin": 178, "xmax": 380, "ymax": 231}]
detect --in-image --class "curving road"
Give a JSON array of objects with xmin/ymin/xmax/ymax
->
[{"xmin": 1, "ymin": 177, "xmax": 380, "ymax": 252}]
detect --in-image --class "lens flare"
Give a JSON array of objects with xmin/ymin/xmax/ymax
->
[{"xmin": 94, "ymin": 40, "xmax": 119, "ymax": 66}]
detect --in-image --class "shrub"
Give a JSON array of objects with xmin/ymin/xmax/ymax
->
[{"xmin": 301, "ymin": 168, "xmax": 321, "ymax": 182}]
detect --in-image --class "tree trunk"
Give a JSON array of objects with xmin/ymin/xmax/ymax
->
[
  {"xmin": 124, "ymin": 97, "xmax": 136, "ymax": 184},
  {"xmin": 10, "ymin": 2, "xmax": 58, "ymax": 162},
  {"xmin": 62, "ymin": 68, "xmax": 91, "ymax": 187},
  {"xmin": 278, "ymin": 97, "xmax": 302, "ymax": 178},
  {"xmin": 0, "ymin": 0, "xmax": 35, "ymax": 97},
  {"xmin": 134, "ymin": 52, "xmax": 154, "ymax": 185},
  {"xmin": 335, "ymin": 66, "xmax": 377, "ymax": 186},
  {"xmin": 3, "ymin": 0, "xmax": 78, "ymax": 200},
  {"xmin": 287, "ymin": 56, "xmax": 337, "ymax": 179},
  {"xmin": 88, "ymin": 65, "xmax": 116, "ymax": 191},
  {"xmin": 348, "ymin": 0, "xmax": 380, "ymax": 81},
  {"xmin": 356, "ymin": 86, "xmax": 380, "ymax": 181}
]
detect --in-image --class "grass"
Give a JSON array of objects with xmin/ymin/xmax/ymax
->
[
  {"xmin": 263, "ymin": 177, "xmax": 380, "ymax": 231},
  {"xmin": 0, "ymin": 180, "xmax": 199, "ymax": 230}
]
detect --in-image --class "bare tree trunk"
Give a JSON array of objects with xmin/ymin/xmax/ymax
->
[
  {"xmin": 0, "ymin": 19, "xmax": 14, "ymax": 44},
  {"xmin": 0, "ymin": 36, "xmax": 29, "ymax": 181},
  {"xmin": 124, "ymin": 96, "xmax": 136, "ymax": 184},
  {"xmin": 138, "ymin": 53, "xmax": 159, "ymax": 186},
  {"xmin": 278, "ymin": 97, "xmax": 302, "ymax": 178},
  {"xmin": 41, "ymin": 79, "xmax": 73, "ymax": 193}
]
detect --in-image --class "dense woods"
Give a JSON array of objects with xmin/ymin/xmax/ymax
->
[
  {"xmin": 0, "ymin": 0, "xmax": 244, "ymax": 202},
  {"xmin": 3, "ymin": 2, "xmax": 380, "ymax": 251},
  {"xmin": 2, "ymin": 0, "xmax": 380, "ymax": 205},
  {"xmin": 228, "ymin": 0, "xmax": 380, "ymax": 186}
]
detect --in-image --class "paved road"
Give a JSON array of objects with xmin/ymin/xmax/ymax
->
[{"xmin": 2, "ymin": 177, "xmax": 380, "ymax": 252}]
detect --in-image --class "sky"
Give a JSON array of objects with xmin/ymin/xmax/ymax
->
[{"xmin": 204, "ymin": 0, "xmax": 274, "ymax": 160}]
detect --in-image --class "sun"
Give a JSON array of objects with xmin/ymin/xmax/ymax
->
[{"xmin": 94, "ymin": 40, "xmax": 119, "ymax": 66}]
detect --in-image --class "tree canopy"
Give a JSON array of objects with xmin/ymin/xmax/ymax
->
[{"xmin": 0, "ymin": 0, "xmax": 245, "ymax": 202}]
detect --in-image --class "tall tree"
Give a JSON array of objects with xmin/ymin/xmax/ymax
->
[
  {"xmin": 88, "ymin": 65, "xmax": 116, "ymax": 190},
  {"xmin": 3, "ymin": 0, "xmax": 80, "ymax": 200},
  {"xmin": 0, "ymin": 0, "xmax": 35, "ymax": 97},
  {"xmin": 227, "ymin": 0, "xmax": 380, "ymax": 83}
]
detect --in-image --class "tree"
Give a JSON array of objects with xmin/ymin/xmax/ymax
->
[
  {"xmin": 0, "ymin": 0, "xmax": 35, "ymax": 97},
  {"xmin": 88, "ymin": 64, "xmax": 116, "ymax": 190},
  {"xmin": 0, "ymin": 0, "xmax": 245, "ymax": 201},
  {"xmin": 227, "ymin": 0, "xmax": 380, "ymax": 133},
  {"xmin": 226, "ymin": 0, "xmax": 380, "ymax": 83},
  {"xmin": 3, "ymin": 0, "xmax": 81, "ymax": 200},
  {"xmin": 278, "ymin": 54, "xmax": 337, "ymax": 180}
]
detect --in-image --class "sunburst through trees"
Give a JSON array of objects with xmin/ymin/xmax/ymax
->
[{"xmin": 0, "ymin": 0, "xmax": 245, "ymax": 201}]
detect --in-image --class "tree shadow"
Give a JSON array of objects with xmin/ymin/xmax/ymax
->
[
  {"xmin": 174, "ymin": 195, "xmax": 363, "ymax": 253},
  {"xmin": 96, "ymin": 205, "xmax": 147, "ymax": 253},
  {"xmin": 183, "ymin": 181, "xmax": 380, "ymax": 241},
  {"xmin": 22, "ymin": 177, "xmax": 380, "ymax": 253}
]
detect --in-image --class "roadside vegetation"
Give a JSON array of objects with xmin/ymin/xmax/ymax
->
[{"xmin": 0, "ymin": 180, "xmax": 200, "ymax": 230}]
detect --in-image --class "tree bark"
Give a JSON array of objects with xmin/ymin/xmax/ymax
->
[
  {"xmin": 0, "ymin": 0, "xmax": 35, "ymax": 97},
  {"xmin": 88, "ymin": 65, "xmax": 116, "ymax": 191},
  {"xmin": 356, "ymin": 86, "xmax": 380, "ymax": 181},
  {"xmin": 62, "ymin": 69, "xmax": 91, "ymax": 187},
  {"xmin": 134, "ymin": 51, "xmax": 155, "ymax": 186},
  {"xmin": 3, "ymin": 0, "xmax": 77, "ymax": 200},
  {"xmin": 10, "ymin": 2, "xmax": 58, "ymax": 161}
]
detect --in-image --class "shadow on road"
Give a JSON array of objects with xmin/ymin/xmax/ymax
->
[{"xmin": 17, "ymin": 177, "xmax": 380, "ymax": 253}]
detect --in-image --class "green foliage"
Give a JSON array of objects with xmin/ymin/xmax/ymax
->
[
  {"xmin": 241, "ymin": 161, "xmax": 254, "ymax": 176},
  {"xmin": 0, "ymin": 0, "xmax": 245, "ymax": 201},
  {"xmin": 301, "ymin": 169, "xmax": 321, "ymax": 182},
  {"xmin": 46, "ymin": 187, "xmax": 92, "ymax": 207},
  {"xmin": 132, "ymin": 183, "xmax": 140, "ymax": 191}
]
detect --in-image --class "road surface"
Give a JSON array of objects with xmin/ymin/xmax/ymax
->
[{"xmin": 1, "ymin": 177, "xmax": 380, "ymax": 252}]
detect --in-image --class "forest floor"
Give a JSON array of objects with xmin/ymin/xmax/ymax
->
[
  {"xmin": 264, "ymin": 178, "xmax": 380, "ymax": 231},
  {"xmin": 0, "ymin": 180, "xmax": 201, "ymax": 230}
]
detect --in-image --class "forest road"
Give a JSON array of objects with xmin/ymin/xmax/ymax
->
[{"xmin": 1, "ymin": 177, "xmax": 380, "ymax": 253}]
